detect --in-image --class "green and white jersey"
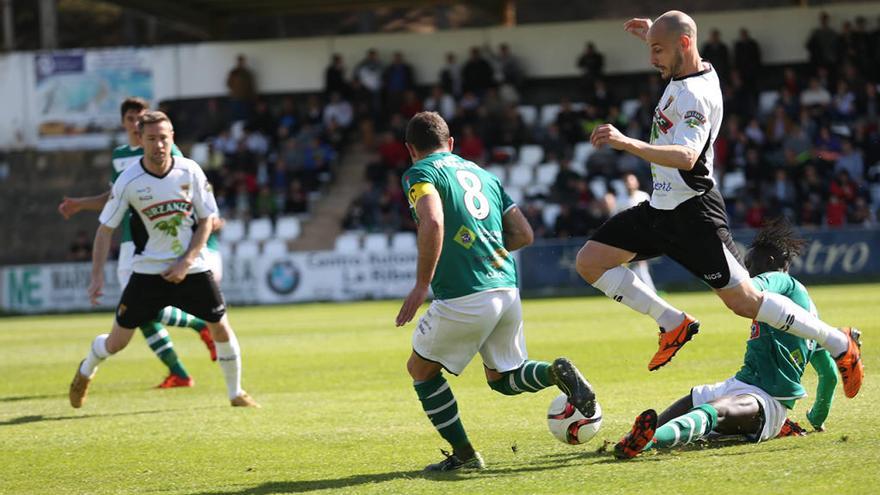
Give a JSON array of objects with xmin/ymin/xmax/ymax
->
[
  {"xmin": 110, "ymin": 144, "xmax": 218, "ymax": 251},
  {"xmin": 402, "ymin": 151, "xmax": 517, "ymax": 300},
  {"xmin": 735, "ymin": 272, "xmax": 818, "ymax": 408}
]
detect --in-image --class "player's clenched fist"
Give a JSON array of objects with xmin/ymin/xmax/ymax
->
[
  {"xmin": 590, "ymin": 123, "xmax": 630, "ymax": 150},
  {"xmin": 623, "ymin": 18, "xmax": 652, "ymax": 41}
]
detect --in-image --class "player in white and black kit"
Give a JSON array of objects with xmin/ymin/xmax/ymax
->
[
  {"xmin": 577, "ymin": 11, "xmax": 863, "ymax": 399},
  {"xmin": 69, "ymin": 111, "xmax": 259, "ymax": 408}
]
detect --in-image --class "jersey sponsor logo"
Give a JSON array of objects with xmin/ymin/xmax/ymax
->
[
  {"xmin": 141, "ymin": 200, "xmax": 193, "ymax": 221},
  {"xmin": 703, "ymin": 272, "xmax": 723, "ymax": 281},
  {"xmin": 266, "ymin": 260, "xmax": 300, "ymax": 295},
  {"xmin": 454, "ymin": 225, "xmax": 477, "ymax": 249},
  {"xmin": 683, "ymin": 110, "xmax": 706, "ymax": 125}
]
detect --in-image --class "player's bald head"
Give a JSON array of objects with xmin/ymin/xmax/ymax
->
[{"xmin": 649, "ymin": 10, "xmax": 697, "ymax": 42}]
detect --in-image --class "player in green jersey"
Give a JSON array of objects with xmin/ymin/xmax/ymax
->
[
  {"xmin": 58, "ymin": 97, "xmax": 222, "ymax": 388},
  {"xmin": 614, "ymin": 219, "xmax": 855, "ymax": 459},
  {"xmin": 396, "ymin": 112, "xmax": 596, "ymax": 472}
]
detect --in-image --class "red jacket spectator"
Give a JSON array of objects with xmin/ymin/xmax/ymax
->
[
  {"xmin": 378, "ymin": 132, "xmax": 409, "ymax": 170},
  {"xmin": 826, "ymin": 196, "xmax": 847, "ymax": 226}
]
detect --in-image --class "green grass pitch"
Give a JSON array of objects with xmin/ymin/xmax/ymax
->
[{"xmin": 1, "ymin": 283, "xmax": 877, "ymax": 494}]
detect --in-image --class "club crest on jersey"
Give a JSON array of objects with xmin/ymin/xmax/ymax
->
[
  {"xmin": 749, "ymin": 320, "xmax": 760, "ymax": 340},
  {"xmin": 141, "ymin": 200, "xmax": 193, "ymax": 221},
  {"xmin": 652, "ymin": 108, "xmax": 673, "ymax": 134}
]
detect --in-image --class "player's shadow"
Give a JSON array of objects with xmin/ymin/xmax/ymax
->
[
  {"xmin": 195, "ymin": 451, "xmax": 610, "ymax": 494},
  {"xmin": 0, "ymin": 393, "xmax": 66, "ymax": 403},
  {"xmin": 0, "ymin": 407, "xmax": 210, "ymax": 427}
]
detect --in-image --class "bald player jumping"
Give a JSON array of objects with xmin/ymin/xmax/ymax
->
[{"xmin": 573, "ymin": 11, "xmax": 862, "ymax": 397}]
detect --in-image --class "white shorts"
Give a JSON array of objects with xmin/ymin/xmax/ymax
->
[
  {"xmin": 691, "ymin": 377, "xmax": 788, "ymax": 442},
  {"xmin": 117, "ymin": 243, "xmax": 224, "ymax": 288},
  {"xmin": 117, "ymin": 242, "xmax": 135, "ymax": 288},
  {"xmin": 412, "ymin": 288, "xmax": 527, "ymax": 375}
]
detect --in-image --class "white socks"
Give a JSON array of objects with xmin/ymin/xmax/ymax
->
[
  {"xmin": 756, "ymin": 291, "xmax": 848, "ymax": 357},
  {"xmin": 215, "ymin": 330, "xmax": 243, "ymax": 400},
  {"xmin": 593, "ymin": 266, "xmax": 684, "ymax": 331},
  {"xmin": 631, "ymin": 261, "xmax": 657, "ymax": 292},
  {"xmin": 80, "ymin": 334, "xmax": 111, "ymax": 377}
]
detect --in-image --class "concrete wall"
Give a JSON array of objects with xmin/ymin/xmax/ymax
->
[{"xmin": 2, "ymin": 2, "xmax": 880, "ymax": 148}]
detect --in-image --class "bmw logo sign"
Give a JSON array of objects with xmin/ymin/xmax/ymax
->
[{"xmin": 267, "ymin": 260, "xmax": 300, "ymax": 295}]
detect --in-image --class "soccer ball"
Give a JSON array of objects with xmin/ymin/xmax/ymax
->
[{"xmin": 547, "ymin": 393, "xmax": 602, "ymax": 445}]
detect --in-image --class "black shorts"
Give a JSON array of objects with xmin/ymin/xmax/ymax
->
[
  {"xmin": 590, "ymin": 188, "xmax": 749, "ymax": 289},
  {"xmin": 115, "ymin": 271, "xmax": 226, "ymax": 329}
]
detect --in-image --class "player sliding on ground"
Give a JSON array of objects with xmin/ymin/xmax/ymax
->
[
  {"xmin": 396, "ymin": 112, "xmax": 596, "ymax": 472},
  {"xmin": 575, "ymin": 10, "xmax": 862, "ymax": 396},
  {"xmin": 59, "ymin": 97, "xmax": 222, "ymax": 389},
  {"xmin": 69, "ymin": 111, "xmax": 258, "ymax": 409},
  {"xmin": 614, "ymin": 219, "xmax": 854, "ymax": 459}
]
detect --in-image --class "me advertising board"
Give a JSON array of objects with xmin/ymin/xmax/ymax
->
[
  {"xmin": 519, "ymin": 228, "xmax": 880, "ymax": 294},
  {"xmin": 2, "ymin": 262, "xmax": 121, "ymax": 314}
]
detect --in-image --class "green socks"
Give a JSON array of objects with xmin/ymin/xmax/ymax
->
[
  {"xmin": 647, "ymin": 404, "xmax": 718, "ymax": 450},
  {"xmin": 139, "ymin": 321, "xmax": 190, "ymax": 379},
  {"xmin": 158, "ymin": 306, "xmax": 207, "ymax": 333},
  {"xmin": 414, "ymin": 373, "xmax": 470, "ymax": 451},
  {"xmin": 488, "ymin": 360, "xmax": 553, "ymax": 395}
]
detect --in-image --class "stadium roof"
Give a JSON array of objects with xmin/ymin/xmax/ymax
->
[{"xmin": 100, "ymin": 0, "xmax": 502, "ymax": 33}]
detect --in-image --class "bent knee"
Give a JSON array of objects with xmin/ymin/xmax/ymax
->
[{"xmin": 576, "ymin": 244, "xmax": 604, "ymax": 283}]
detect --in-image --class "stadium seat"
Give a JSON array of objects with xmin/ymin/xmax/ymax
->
[
  {"xmin": 621, "ymin": 98, "xmax": 641, "ymax": 120},
  {"xmin": 722, "ymin": 170, "xmax": 746, "ymax": 197},
  {"xmin": 518, "ymin": 144, "xmax": 543, "ymax": 168},
  {"xmin": 507, "ymin": 165, "xmax": 533, "ymax": 188},
  {"xmin": 262, "ymin": 239, "xmax": 288, "ymax": 257},
  {"xmin": 573, "ymin": 142, "xmax": 594, "ymax": 165},
  {"xmin": 236, "ymin": 240, "xmax": 260, "ymax": 258},
  {"xmin": 517, "ymin": 105, "xmax": 538, "ymax": 127},
  {"xmin": 506, "ymin": 186, "xmax": 524, "ymax": 205},
  {"xmin": 758, "ymin": 90, "xmax": 779, "ymax": 117},
  {"xmin": 218, "ymin": 241, "xmax": 234, "ymax": 259},
  {"xmin": 363, "ymin": 233, "xmax": 389, "ymax": 252},
  {"xmin": 220, "ymin": 219, "xmax": 245, "ymax": 243},
  {"xmin": 610, "ymin": 179, "xmax": 626, "ymax": 198},
  {"xmin": 335, "ymin": 232, "xmax": 361, "ymax": 253},
  {"xmin": 275, "ymin": 216, "xmax": 301, "ymax": 240},
  {"xmin": 542, "ymin": 203, "xmax": 562, "ymax": 228},
  {"xmin": 535, "ymin": 162, "xmax": 560, "ymax": 187},
  {"xmin": 189, "ymin": 142, "xmax": 210, "ymax": 165},
  {"xmin": 589, "ymin": 178, "xmax": 607, "ymax": 198},
  {"xmin": 569, "ymin": 160, "xmax": 587, "ymax": 176},
  {"xmin": 540, "ymin": 104, "xmax": 561, "ymax": 127},
  {"xmin": 248, "ymin": 218, "xmax": 273, "ymax": 241},
  {"xmin": 485, "ymin": 164, "xmax": 507, "ymax": 182},
  {"xmin": 390, "ymin": 232, "xmax": 417, "ymax": 251}
]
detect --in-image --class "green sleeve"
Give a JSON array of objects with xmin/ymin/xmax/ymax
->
[
  {"xmin": 751, "ymin": 272, "xmax": 795, "ymax": 295},
  {"xmin": 402, "ymin": 164, "xmax": 438, "ymax": 190},
  {"xmin": 171, "ymin": 143, "xmax": 184, "ymax": 157},
  {"xmin": 806, "ymin": 349, "xmax": 837, "ymax": 430}
]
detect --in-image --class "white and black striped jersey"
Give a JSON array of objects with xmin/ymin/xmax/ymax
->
[
  {"xmin": 99, "ymin": 156, "xmax": 219, "ymax": 275},
  {"xmin": 648, "ymin": 62, "xmax": 723, "ymax": 210}
]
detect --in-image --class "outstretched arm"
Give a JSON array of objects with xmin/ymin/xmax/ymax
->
[
  {"xmin": 590, "ymin": 124, "xmax": 700, "ymax": 170},
  {"xmin": 58, "ymin": 190, "xmax": 112, "ymax": 219},
  {"xmin": 806, "ymin": 349, "xmax": 838, "ymax": 431}
]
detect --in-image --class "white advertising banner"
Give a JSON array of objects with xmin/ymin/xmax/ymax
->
[
  {"xmin": 0, "ymin": 250, "xmax": 420, "ymax": 314},
  {"xmin": 1, "ymin": 262, "xmax": 121, "ymax": 314}
]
